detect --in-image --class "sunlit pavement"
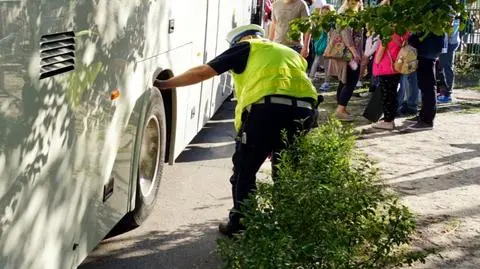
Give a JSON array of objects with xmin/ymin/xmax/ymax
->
[{"xmin": 79, "ymin": 89, "xmax": 480, "ymax": 269}]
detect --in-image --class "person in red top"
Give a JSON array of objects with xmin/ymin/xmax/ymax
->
[
  {"xmin": 263, "ymin": 0, "xmax": 273, "ymax": 35},
  {"xmin": 264, "ymin": 0, "xmax": 272, "ymax": 21},
  {"xmin": 371, "ymin": 32, "xmax": 410, "ymax": 130}
]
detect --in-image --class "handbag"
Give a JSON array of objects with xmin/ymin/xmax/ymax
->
[
  {"xmin": 363, "ymin": 83, "xmax": 383, "ymax": 122},
  {"xmin": 323, "ymin": 29, "xmax": 353, "ymax": 62}
]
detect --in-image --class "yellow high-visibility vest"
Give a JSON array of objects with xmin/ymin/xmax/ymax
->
[{"xmin": 231, "ymin": 38, "xmax": 317, "ymax": 132}]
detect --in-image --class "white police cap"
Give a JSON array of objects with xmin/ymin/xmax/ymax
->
[{"xmin": 226, "ymin": 24, "xmax": 265, "ymax": 46}]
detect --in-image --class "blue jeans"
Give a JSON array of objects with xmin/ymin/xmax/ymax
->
[
  {"xmin": 439, "ymin": 43, "xmax": 460, "ymax": 96},
  {"xmin": 397, "ymin": 72, "xmax": 420, "ymax": 112}
]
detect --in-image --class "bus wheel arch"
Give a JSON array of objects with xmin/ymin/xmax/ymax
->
[{"xmin": 153, "ymin": 68, "xmax": 175, "ymax": 164}]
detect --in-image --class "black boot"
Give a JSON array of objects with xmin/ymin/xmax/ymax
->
[{"xmin": 218, "ymin": 222, "xmax": 245, "ymax": 237}]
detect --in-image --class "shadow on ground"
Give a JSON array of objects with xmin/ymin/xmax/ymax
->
[
  {"xmin": 176, "ymin": 101, "xmax": 236, "ymax": 163},
  {"xmin": 79, "ymin": 221, "xmax": 225, "ymax": 269},
  {"xmin": 410, "ymin": 207, "xmax": 480, "ymax": 269},
  {"xmin": 369, "ymin": 140, "xmax": 480, "ymax": 268}
]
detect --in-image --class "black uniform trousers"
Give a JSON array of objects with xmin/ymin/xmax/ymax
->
[
  {"xmin": 228, "ymin": 96, "xmax": 316, "ymax": 227},
  {"xmin": 417, "ymin": 57, "xmax": 438, "ymax": 124}
]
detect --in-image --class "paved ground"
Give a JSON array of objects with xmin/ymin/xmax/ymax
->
[
  {"xmin": 79, "ymin": 101, "xmax": 238, "ymax": 269},
  {"xmin": 355, "ymin": 102, "xmax": 480, "ymax": 268},
  {"xmin": 79, "ymin": 89, "xmax": 480, "ymax": 269}
]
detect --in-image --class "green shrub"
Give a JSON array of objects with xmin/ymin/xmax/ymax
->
[
  {"xmin": 217, "ymin": 119, "xmax": 425, "ymax": 269},
  {"xmin": 454, "ymin": 51, "xmax": 480, "ymax": 88},
  {"xmin": 456, "ymin": 51, "xmax": 480, "ymax": 77}
]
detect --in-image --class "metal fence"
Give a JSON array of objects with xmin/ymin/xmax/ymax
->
[
  {"xmin": 325, "ymin": 0, "xmax": 342, "ymax": 8},
  {"xmin": 463, "ymin": 0, "xmax": 480, "ymax": 59}
]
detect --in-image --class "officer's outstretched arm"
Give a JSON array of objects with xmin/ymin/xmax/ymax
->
[{"xmin": 154, "ymin": 64, "xmax": 218, "ymax": 89}]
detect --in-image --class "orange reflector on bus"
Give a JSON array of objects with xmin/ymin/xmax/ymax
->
[{"xmin": 110, "ymin": 89, "xmax": 120, "ymax": 100}]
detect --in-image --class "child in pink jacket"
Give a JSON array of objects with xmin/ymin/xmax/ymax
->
[{"xmin": 372, "ymin": 32, "xmax": 410, "ymax": 130}]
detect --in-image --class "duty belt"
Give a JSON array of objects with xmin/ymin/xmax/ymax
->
[{"xmin": 250, "ymin": 96, "xmax": 313, "ymax": 110}]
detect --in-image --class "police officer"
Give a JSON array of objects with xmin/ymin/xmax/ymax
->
[{"xmin": 154, "ymin": 24, "xmax": 319, "ymax": 237}]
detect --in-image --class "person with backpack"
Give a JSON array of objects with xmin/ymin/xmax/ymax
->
[
  {"xmin": 308, "ymin": 4, "xmax": 334, "ymax": 91},
  {"xmin": 309, "ymin": 32, "xmax": 328, "ymax": 79},
  {"xmin": 370, "ymin": 32, "xmax": 410, "ymax": 130},
  {"xmin": 263, "ymin": 0, "xmax": 273, "ymax": 37}
]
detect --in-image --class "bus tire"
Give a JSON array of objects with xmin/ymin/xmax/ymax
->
[{"xmin": 132, "ymin": 88, "xmax": 166, "ymax": 225}]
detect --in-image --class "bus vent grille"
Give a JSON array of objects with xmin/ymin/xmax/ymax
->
[{"xmin": 40, "ymin": 31, "xmax": 76, "ymax": 79}]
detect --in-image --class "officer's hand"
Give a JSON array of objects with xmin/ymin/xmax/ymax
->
[
  {"xmin": 300, "ymin": 46, "xmax": 309, "ymax": 58},
  {"xmin": 154, "ymin": 79, "xmax": 168, "ymax": 89}
]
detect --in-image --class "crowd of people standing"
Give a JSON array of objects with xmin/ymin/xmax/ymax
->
[{"xmin": 264, "ymin": 0, "xmax": 463, "ymax": 132}]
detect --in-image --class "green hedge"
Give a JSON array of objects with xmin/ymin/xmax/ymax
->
[{"xmin": 217, "ymin": 119, "xmax": 425, "ymax": 269}]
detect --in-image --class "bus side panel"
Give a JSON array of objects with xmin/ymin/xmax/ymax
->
[
  {"xmin": 74, "ymin": 0, "xmax": 174, "ymax": 263},
  {"xmin": 169, "ymin": 0, "xmax": 253, "ymax": 159},
  {"xmin": 208, "ymin": 0, "xmax": 253, "ymax": 118},
  {"xmin": 197, "ymin": 0, "xmax": 220, "ymax": 129},
  {"xmin": 0, "ymin": 1, "xmax": 167, "ymax": 268},
  {"xmin": 0, "ymin": 1, "xmax": 103, "ymax": 269},
  {"xmin": 234, "ymin": 0, "xmax": 254, "ymax": 27},
  {"xmin": 159, "ymin": 45, "xmax": 198, "ymax": 161},
  {"xmin": 168, "ymin": 0, "xmax": 208, "ymax": 159},
  {"xmin": 209, "ymin": 0, "xmax": 242, "ymax": 117}
]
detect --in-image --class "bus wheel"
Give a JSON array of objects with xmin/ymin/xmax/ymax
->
[{"xmin": 132, "ymin": 89, "xmax": 166, "ymax": 225}]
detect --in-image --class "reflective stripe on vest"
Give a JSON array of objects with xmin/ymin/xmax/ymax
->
[{"xmin": 231, "ymin": 39, "xmax": 317, "ymax": 132}]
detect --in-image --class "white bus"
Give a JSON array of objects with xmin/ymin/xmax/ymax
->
[{"xmin": 0, "ymin": 0, "xmax": 257, "ymax": 268}]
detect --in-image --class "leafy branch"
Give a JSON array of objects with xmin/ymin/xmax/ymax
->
[{"xmin": 289, "ymin": 0, "xmax": 472, "ymax": 44}]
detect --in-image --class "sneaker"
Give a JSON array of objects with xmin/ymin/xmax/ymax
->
[
  {"xmin": 406, "ymin": 121, "xmax": 433, "ymax": 131},
  {"xmin": 372, "ymin": 120, "xmax": 395, "ymax": 130},
  {"xmin": 335, "ymin": 111, "xmax": 354, "ymax": 122},
  {"xmin": 405, "ymin": 115, "xmax": 419, "ymax": 122},
  {"xmin": 319, "ymin": 82, "xmax": 330, "ymax": 92},
  {"xmin": 358, "ymin": 92, "xmax": 371, "ymax": 98},
  {"xmin": 437, "ymin": 95, "xmax": 452, "ymax": 104},
  {"xmin": 356, "ymin": 81, "xmax": 363, "ymax": 88},
  {"xmin": 399, "ymin": 106, "xmax": 418, "ymax": 116}
]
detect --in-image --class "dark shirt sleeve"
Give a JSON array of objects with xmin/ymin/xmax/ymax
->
[
  {"xmin": 207, "ymin": 42, "xmax": 250, "ymax": 74},
  {"xmin": 408, "ymin": 33, "xmax": 420, "ymax": 49}
]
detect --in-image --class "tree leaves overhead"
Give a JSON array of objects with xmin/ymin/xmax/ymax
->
[{"xmin": 289, "ymin": 0, "xmax": 471, "ymax": 44}]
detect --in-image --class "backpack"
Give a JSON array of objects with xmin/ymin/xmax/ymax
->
[
  {"xmin": 391, "ymin": 38, "xmax": 418, "ymax": 75},
  {"xmin": 314, "ymin": 32, "xmax": 328, "ymax": 56}
]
